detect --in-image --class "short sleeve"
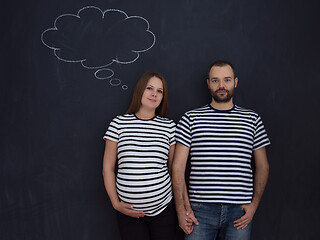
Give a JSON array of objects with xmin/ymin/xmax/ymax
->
[
  {"xmin": 103, "ymin": 117, "xmax": 120, "ymax": 142},
  {"xmin": 169, "ymin": 121, "xmax": 176, "ymax": 146},
  {"xmin": 176, "ymin": 114, "xmax": 192, "ymax": 148},
  {"xmin": 253, "ymin": 115, "xmax": 271, "ymax": 150}
]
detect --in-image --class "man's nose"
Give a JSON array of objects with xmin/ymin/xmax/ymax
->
[{"xmin": 218, "ymin": 81, "xmax": 225, "ymax": 88}]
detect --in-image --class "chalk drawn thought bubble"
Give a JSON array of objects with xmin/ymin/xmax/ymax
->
[{"xmin": 41, "ymin": 6, "xmax": 156, "ymax": 90}]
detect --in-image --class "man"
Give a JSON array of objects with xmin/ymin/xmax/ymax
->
[{"xmin": 172, "ymin": 60, "xmax": 270, "ymax": 240}]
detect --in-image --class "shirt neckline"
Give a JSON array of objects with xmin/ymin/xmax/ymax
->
[
  {"xmin": 208, "ymin": 103, "xmax": 235, "ymax": 112},
  {"xmin": 133, "ymin": 113, "xmax": 157, "ymax": 121}
]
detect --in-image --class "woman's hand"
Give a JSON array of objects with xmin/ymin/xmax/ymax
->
[{"xmin": 114, "ymin": 202, "xmax": 145, "ymax": 218}]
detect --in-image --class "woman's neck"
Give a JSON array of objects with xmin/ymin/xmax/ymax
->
[{"xmin": 135, "ymin": 108, "xmax": 156, "ymax": 120}]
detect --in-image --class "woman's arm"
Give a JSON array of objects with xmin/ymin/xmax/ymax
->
[
  {"xmin": 102, "ymin": 139, "xmax": 145, "ymax": 218},
  {"xmin": 167, "ymin": 144, "xmax": 176, "ymax": 176}
]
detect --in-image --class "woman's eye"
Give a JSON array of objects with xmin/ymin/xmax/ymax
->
[
  {"xmin": 157, "ymin": 90, "xmax": 163, "ymax": 94},
  {"xmin": 147, "ymin": 87, "xmax": 153, "ymax": 90}
]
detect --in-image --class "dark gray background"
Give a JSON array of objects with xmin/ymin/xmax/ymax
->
[{"xmin": 1, "ymin": 0, "xmax": 319, "ymax": 239}]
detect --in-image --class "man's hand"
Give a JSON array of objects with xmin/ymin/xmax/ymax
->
[
  {"xmin": 114, "ymin": 202, "xmax": 145, "ymax": 218},
  {"xmin": 177, "ymin": 210, "xmax": 193, "ymax": 234},
  {"xmin": 186, "ymin": 207, "xmax": 199, "ymax": 227},
  {"xmin": 177, "ymin": 207, "xmax": 199, "ymax": 234},
  {"xmin": 233, "ymin": 203, "xmax": 257, "ymax": 230}
]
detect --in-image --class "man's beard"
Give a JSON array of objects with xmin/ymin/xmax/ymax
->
[{"xmin": 211, "ymin": 87, "xmax": 235, "ymax": 103}]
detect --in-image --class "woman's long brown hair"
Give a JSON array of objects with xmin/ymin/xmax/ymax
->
[{"xmin": 126, "ymin": 71, "xmax": 169, "ymax": 118}]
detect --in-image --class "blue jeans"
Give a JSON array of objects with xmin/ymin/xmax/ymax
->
[{"xmin": 185, "ymin": 203, "xmax": 252, "ymax": 240}]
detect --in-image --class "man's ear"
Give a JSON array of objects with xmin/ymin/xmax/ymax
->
[{"xmin": 235, "ymin": 77, "xmax": 238, "ymax": 88}]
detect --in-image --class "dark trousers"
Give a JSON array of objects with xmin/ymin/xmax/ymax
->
[{"xmin": 116, "ymin": 201, "xmax": 177, "ymax": 240}]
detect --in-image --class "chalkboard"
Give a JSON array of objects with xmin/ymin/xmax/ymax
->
[{"xmin": 1, "ymin": 0, "xmax": 320, "ymax": 239}]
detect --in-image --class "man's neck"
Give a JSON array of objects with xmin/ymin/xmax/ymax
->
[{"xmin": 210, "ymin": 99, "xmax": 234, "ymax": 111}]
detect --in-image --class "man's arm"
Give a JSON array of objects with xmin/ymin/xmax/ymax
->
[
  {"xmin": 172, "ymin": 143, "xmax": 199, "ymax": 234},
  {"xmin": 234, "ymin": 146, "xmax": 269, "ymax": 229}
]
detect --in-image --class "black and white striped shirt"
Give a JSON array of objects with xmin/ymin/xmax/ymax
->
[
  {"xmin": 176, "ymin": 104, "xmax": 270, "ymax": 204},
  {"xmin": 104, "ymin": 114, "xmax": 176, "ymax": 216}
]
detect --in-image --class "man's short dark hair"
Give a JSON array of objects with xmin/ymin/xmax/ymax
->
[{"xmin": 208, "ymin": 60, "xmax": 236, "ymax": 78}]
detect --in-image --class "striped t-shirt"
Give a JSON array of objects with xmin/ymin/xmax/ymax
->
[
  {"xmin": 176, "ymin": 104, "xmax": 270, "ymax": 204},
  {"xmin": 104, "ymin": 114, "xmax": 176, "ymax": 216}
]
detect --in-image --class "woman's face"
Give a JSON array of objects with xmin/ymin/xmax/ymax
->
[{"xmin": 140, "ymin": 76, "xmax": 164, "ymax": 111}]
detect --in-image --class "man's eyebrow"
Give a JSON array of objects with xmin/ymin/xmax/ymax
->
[{"xmin": 210, "ymin": 76, "xmax": 233, "ymax": 80}]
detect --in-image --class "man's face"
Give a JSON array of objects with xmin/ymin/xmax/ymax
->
[{"xmin": 207, "ymin": 65, "xmax": 238, "ymax": 103}]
